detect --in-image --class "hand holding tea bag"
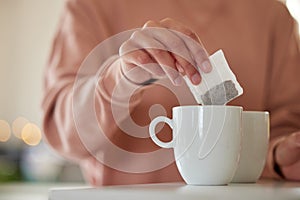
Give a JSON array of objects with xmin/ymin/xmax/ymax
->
[{"xmin": 184, "ymin": 50, "xmax": 243, "ymax": 105}]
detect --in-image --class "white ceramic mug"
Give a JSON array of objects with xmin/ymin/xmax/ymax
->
[
  {"xmin": 231, "ymin": 111, "xmax": 270, "ymax": 183},
  {"xmin": 149, "ymin": 105, "xmax": 242, "ymax": 185}
]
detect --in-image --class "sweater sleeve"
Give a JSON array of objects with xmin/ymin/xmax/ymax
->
[
  {"xmin": 41, "ymin": 0, "xmax": 143, "ymax": 162},
  {"xmin": 262, "ymin": 2, "xmax": 300, "ymax": 178}
]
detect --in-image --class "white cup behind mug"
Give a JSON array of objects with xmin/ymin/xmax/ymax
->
[
  {"xmin": 149, "ymin": 105, "xmax": 242, "ymax": 185},
  {"xmin": 231, "ymin": 111, "xmax": 270, "ymax": 183}
]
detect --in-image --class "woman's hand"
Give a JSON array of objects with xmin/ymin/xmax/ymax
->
[
  {"xmin": 275, "ymin": 131, "xmax": 300, "ymax": 180},
  {"xmin": 119, "ymin": 18, "xmax": 212, "ymax": 86}
]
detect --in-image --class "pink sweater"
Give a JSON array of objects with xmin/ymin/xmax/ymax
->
[{"xmin": 42, "ymin": 0, "xmax": 300, "ymax": 185}]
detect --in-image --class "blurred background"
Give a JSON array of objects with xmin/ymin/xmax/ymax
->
[
  {"xmin": 0, "ymin": 0, "xmax": 84, "ymax": 184},
  {"xmin": 0, "ymin": 0, "xmax": 299, "ymax": 184}
]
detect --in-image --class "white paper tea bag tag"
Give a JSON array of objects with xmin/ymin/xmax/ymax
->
[{"xmin": 184, "ymin": 50, "xmax": 243, "ymax": 105}]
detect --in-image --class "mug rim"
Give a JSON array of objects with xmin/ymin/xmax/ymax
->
[
  {"xmin": 243, "ymin": 111, "xmax": 269, "ymax": 115},
  {"xmin": 172, "ymin": 105, "xmax": 243, "ymax": 110}
]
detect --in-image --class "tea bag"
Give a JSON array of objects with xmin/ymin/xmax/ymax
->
[{"xmin": 184, "ymin": 50, "xmax": 243, "ymax": 105}]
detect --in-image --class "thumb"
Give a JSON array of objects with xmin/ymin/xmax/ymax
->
[{"xmin": 275, "ymin": 132, "xmax": 300, "ymax": 166}]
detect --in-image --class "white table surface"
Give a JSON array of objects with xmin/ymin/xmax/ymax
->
[
  {"xmin": 0, "ymin": 182, "xmax": 85, "ymax": 200},
  {"xmin": 1, "ymin": 180, "xmax": 300, "ymax": 200},
  {"xmin": 49, "ymin": 179, "xmax": 300, "ymax": 200}
]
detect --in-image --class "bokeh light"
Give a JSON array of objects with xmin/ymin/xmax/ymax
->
[
  {"xmin": 0, "ymin": 120, "xmax": 11, "ymax": 142},
  {"xmin": 21, "ymin": 123, "xmax": 42, "ymax": 146},
  {"xmin": 12, "ymin": 116, "xmax": 29, "ymax": 139}
]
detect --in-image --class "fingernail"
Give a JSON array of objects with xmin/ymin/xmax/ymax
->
[
  {"xmin": 176, "ymin": 62, "xmax": 184, "ymax": 74},
  {"xmin": 201, "ymin": 60, "xmax": 212, "ymax": 73},
  {"xmin": 174, "ymin": 76, "xmax": 183, "ymax": 86},
  {"xmin": 191, "ymin": 73, "xmax": 201, "ymax": 85}
]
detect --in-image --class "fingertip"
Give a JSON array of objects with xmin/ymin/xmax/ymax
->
[
  {"xmin": 191, "ymin": 73, "xmax": 201, "ymax": 85},
  {"xmin": 201, "ymin": 60, "xmax": 212, "ymax": 73},
  {"xmin": 173, "ymin": 75, "xmax": 183, "ymax": 86}
]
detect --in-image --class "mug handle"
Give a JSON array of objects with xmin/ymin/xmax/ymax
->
[{"xmin": 149, "ymin": 116, "xmax": 174, "ymax": 148}]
